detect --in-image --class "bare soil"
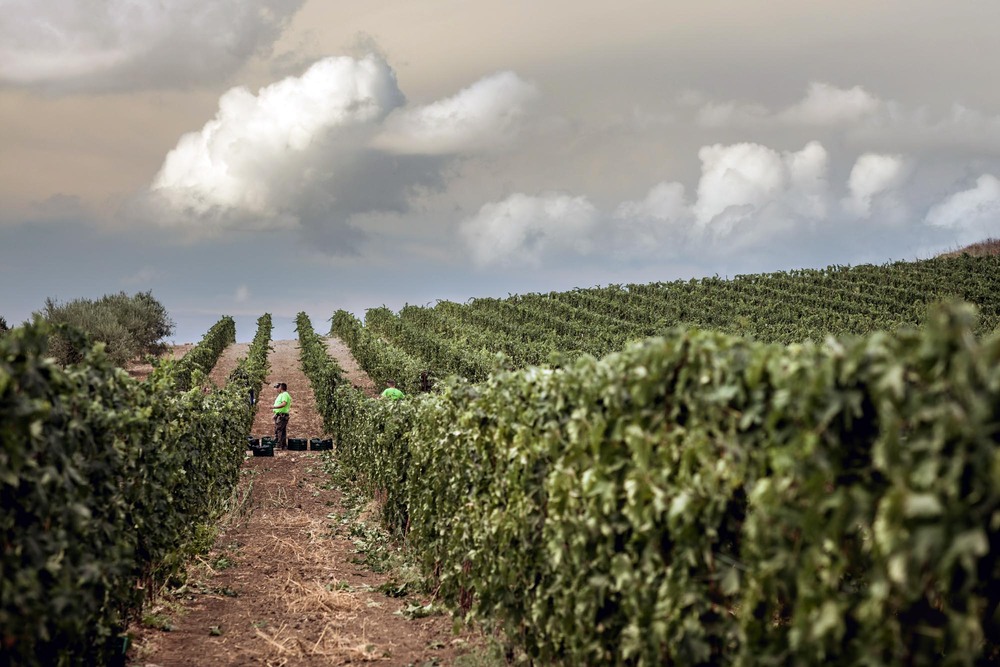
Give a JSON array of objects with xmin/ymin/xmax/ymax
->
[
  {"xmin": 128, "ymin": 338, "xmax": 488, "ymax": 667},
  {"xmin": 324, "ymin": 337, "xmax": 378, "ymax": 398},
  {"xmin": 208, "ymin": 343, "xmax": 250, "ymax": 389}
]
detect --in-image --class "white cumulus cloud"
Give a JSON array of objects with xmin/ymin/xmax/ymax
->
[
  {"xmin": 689, "ymin": 82, "xmax": 1000, "ymax": 155},
  {"xmin": 777, "ymin": 82, "xmax": 881, "ymax": 125},
  {"xmin": 375, "ymin": 71, "xmax": 538, "ymax": 154},
  {"xmin": 843, "ymin": 153, "xmax": 907, "ymax": 218},
  {"xmin": 142, "ymin": 57, "xmax": 544, "ymax": 255},
  {"xmin": 696, "ymin": 82, "xmax": 880, "ymax": 128},
  {"xmin": 460, "ymin": 193, "xmax": 599, "ymax": 267},
  {"xmin": 693, "ymin": 141, "xmax": 830, "ymax": 235},
  {"xmin": 0, "ymin": 0, "xmax": 305, "ymax": 92},
  {"xmin": 463, "ymin": 141, "xmax": 835, "ymax": 266},
  {"xmin": 150, "ymin": 54, "xmax": 405, "ymax": 222},
  {"xmin": 785, "ymin": 141, "xmax": 831, "ymax": 219},
  {"xmin": 925, "ymin": 174, "xmax": 1000, "ymax": 241}
]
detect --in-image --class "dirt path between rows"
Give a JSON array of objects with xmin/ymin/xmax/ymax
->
[
  {"xmin": 208, "ymin": 343, "xmax": 251, "ymax": 389},
  {"xmin": 324, "ymin": 337, "xmax": 378, "ymax": 398},
  {"xmin": 129, "ymin": 339, "xmax": 485, "ymax": 667}
]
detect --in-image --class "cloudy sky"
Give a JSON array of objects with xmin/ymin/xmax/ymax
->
[{"xmin": 3, "ymin": 0, "xmax": 1000, "ymax": 342}]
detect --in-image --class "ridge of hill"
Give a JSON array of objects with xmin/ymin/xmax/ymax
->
[{"xmin": 939, "ymin": 237, "xmax": 1000, "ymax": 258}]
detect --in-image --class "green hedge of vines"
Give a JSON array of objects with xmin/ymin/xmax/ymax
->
[
  {"xmin": 164, "ymin": 315, "xmax": 236, "ymax": 391},
  {"xmin": 330, "ymin": 309, "xmax": 425, "ymax": 394},
  {"xmin": 0, "ymin": 314, "xmax": 271, "ymax": 666},
  {"xmin": 311, "ymin": 305, "xmax": 999, "ymax": 666}
]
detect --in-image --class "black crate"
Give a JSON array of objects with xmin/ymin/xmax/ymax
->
[
  {"xmin": 310, "ymin": 438, "xmax": 333, "ymax": 451},
  {"xmin": 247, "ymin": 437, "xmax": 260, "ymax": 450},
  {"xmin": 287, "ymin": 438, "xmax": 308, "ymax": 451},
  {"xmin": 251, "ymin": 443, "xmax": 274, "ymax": 457}
]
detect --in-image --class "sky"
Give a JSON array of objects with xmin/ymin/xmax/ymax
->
[{"xmin": 3, "ymin": 0, "xmax": 1000, "ymax": 343}]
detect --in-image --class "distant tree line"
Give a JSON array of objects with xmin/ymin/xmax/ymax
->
[{"xmin": 34, "ymin": 291, "xmax": 175, "ymax": 367}]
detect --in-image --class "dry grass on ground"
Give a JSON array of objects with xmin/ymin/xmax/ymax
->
[{"xmin": 938, "ymin": 237, "xmax": 1000, "ymax": 258}]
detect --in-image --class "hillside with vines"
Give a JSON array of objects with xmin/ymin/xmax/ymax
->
[{"xmin": 4, "ymin": 251, "xmax": 1000, "ymax": 666}]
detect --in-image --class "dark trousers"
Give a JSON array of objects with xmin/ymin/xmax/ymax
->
[{"xmin": 273, "ymin": 413, "xmax": 289, "ymax": 449}]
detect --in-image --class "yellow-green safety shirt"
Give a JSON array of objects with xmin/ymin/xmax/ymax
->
[{"xmin": 273, "ymin": 391, "xmax": 292, "ymax": 414}]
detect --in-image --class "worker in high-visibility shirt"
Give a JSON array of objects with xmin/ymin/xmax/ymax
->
[
  {"xmin": 272, "ymin": 382, "xmax": 292, "ymax": 449},
  {"xmin": 380, "ymin": 379, "xmax": 404, "ymax": 400}
]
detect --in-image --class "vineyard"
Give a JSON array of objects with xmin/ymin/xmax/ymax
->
[
  {"xmin": 332, "ymin": 254, "xmax": 1000, "ymax": 383},
  {"xmin": 3, "ymin": 254, "xmax": 1000, "ymax": 665}
]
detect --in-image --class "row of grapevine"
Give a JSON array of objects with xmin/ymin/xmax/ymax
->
[
  {"xmin": 344, "ymin": 256, "xmax": 1000, "ymax": 385},
  {"xmin": 0, "ymin": 314, "xmax": 271, "ymax": 666},
  {"xmin": 329, "ymin": 310, "xmax": 425, "ymax": 394},
  {"xmin": 362, "ymin": 306, "xmax": 498, "ymax": 383},
  {"xmin": 312, "ymin": 305, "xmax": 999, "ymax": 665},
  {"xmin": 166, "ymin": 315, "xmax": 236, "ymax": 391},
  {"xmin": 544, "ymin": 254, "xmax": 1000, "ymax": 345},
  {"xmin": 298, "ymin": 312, "xmax": 419, "ymax": 531}
]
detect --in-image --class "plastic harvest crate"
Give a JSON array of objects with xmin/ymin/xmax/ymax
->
[
  {"xmin": 310, "ymin": 438, "xmax": 333, "ymax": 451},
  {"xmin": 251, "ymin": 441, "xmax": 274, "ymax": 457}
]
